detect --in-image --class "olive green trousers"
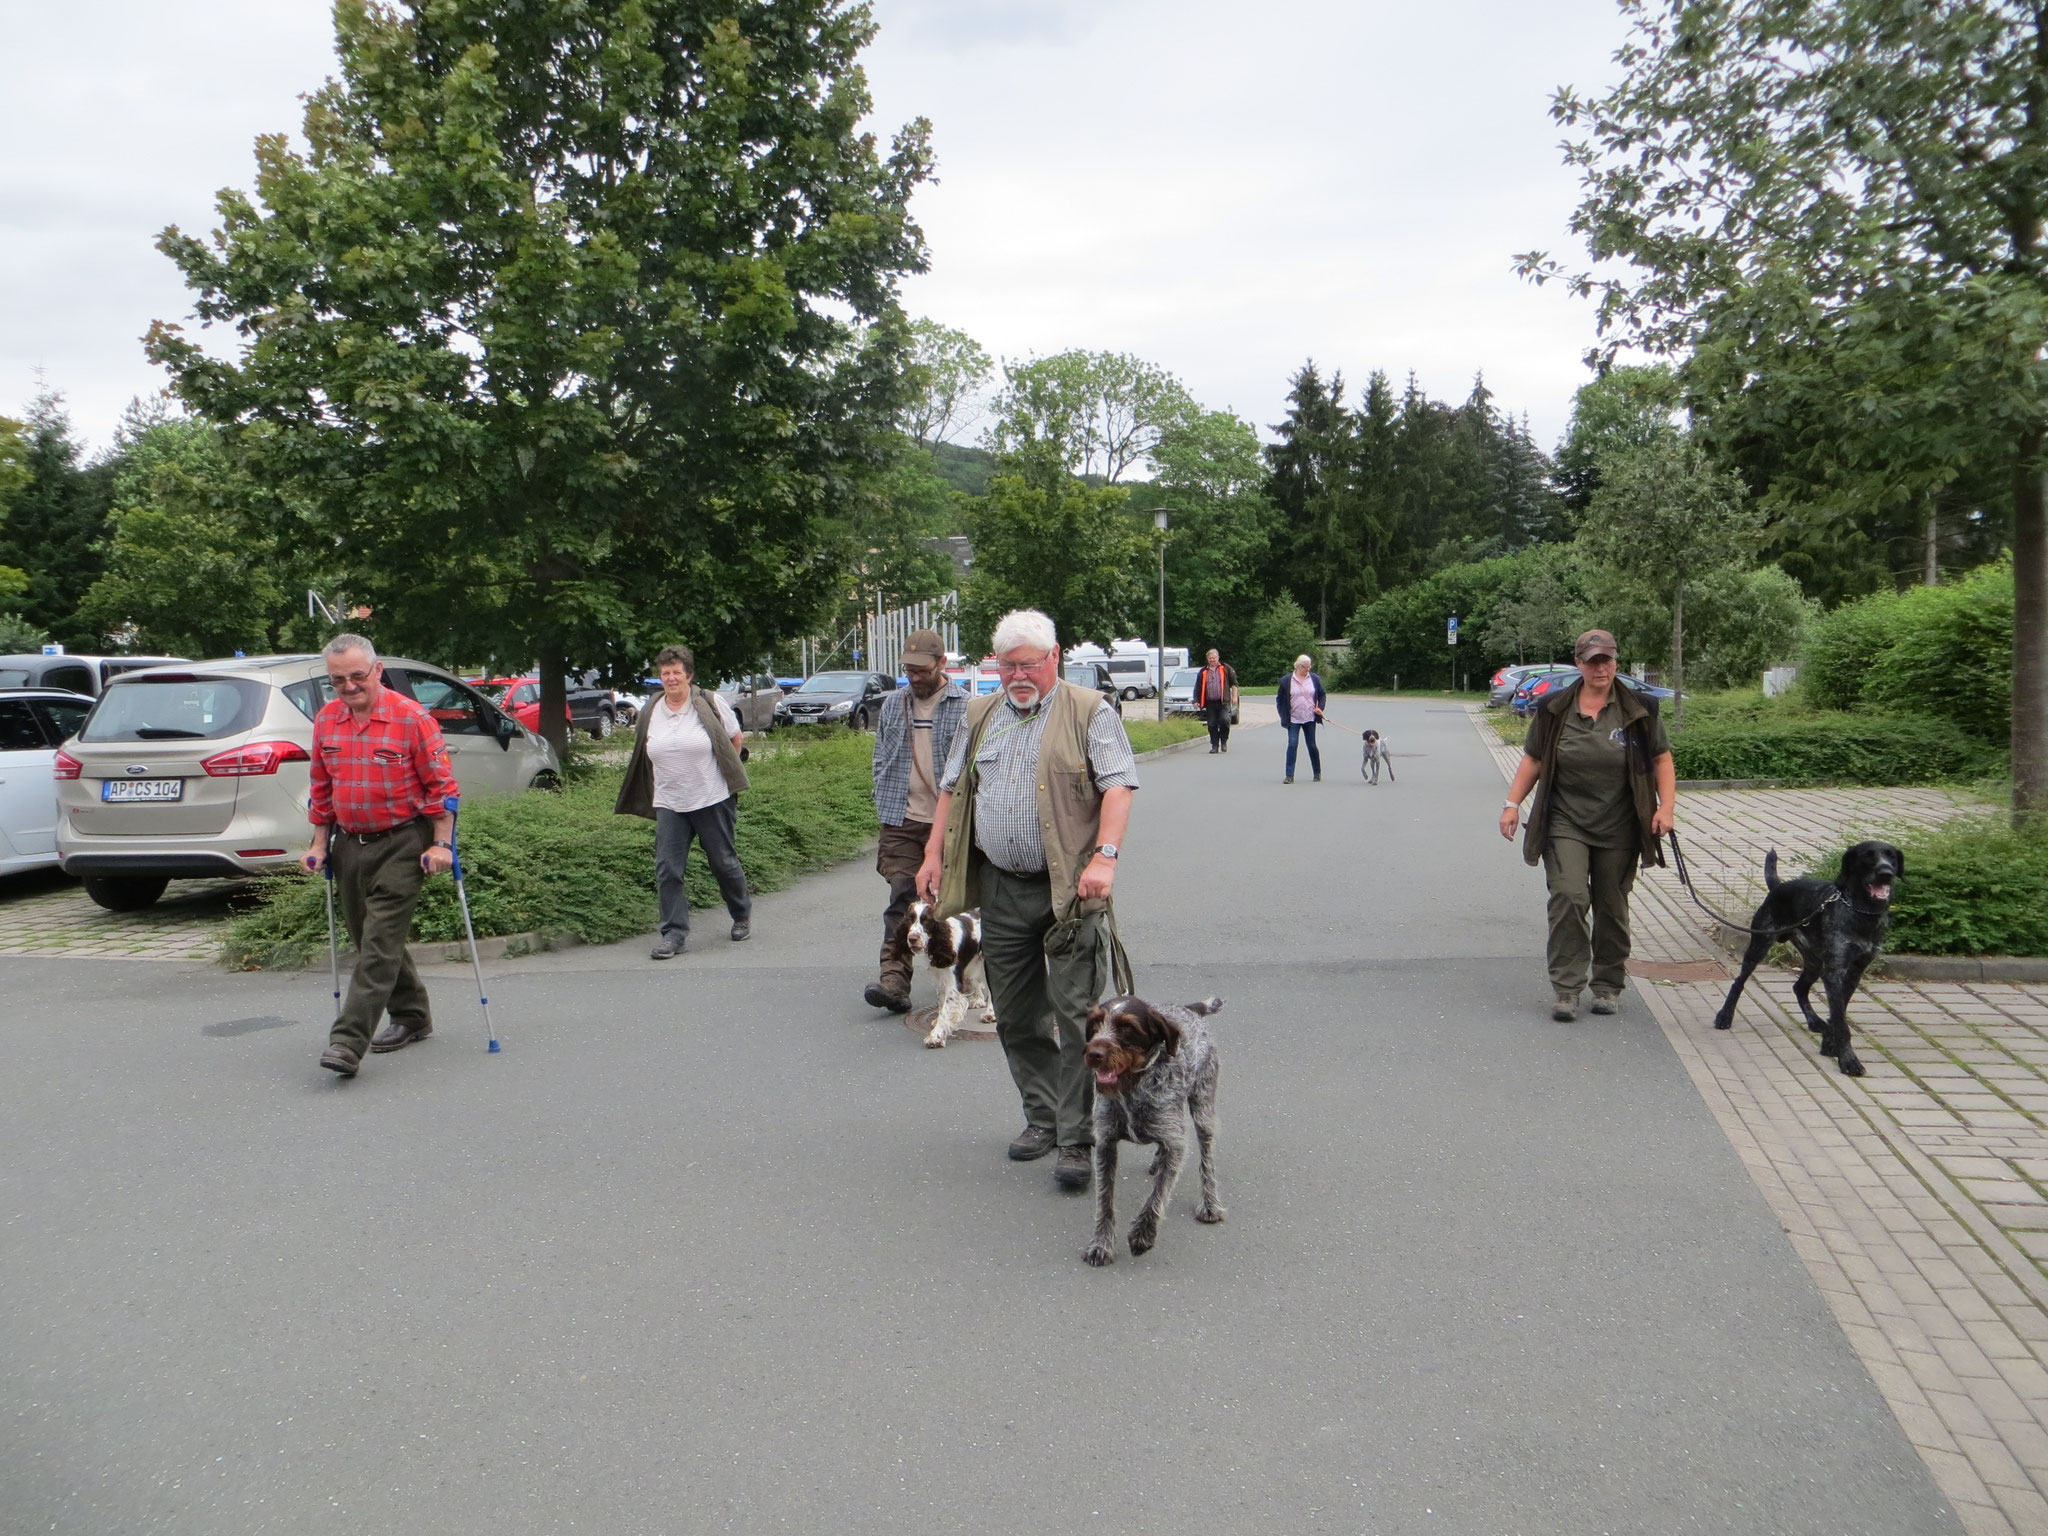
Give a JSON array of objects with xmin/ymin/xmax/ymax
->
[
  {"xmin": 329, "ymin": 820, "xmax": 433, "ymax": 1056},
  {"xmin": 1542, "ymin": 836, "xmax": 1638, "ymax": 996}
]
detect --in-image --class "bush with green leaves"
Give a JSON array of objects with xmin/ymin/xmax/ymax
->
[
  {"xmin": 1240, "ymin": 594, "xmax": 1320, "ymax": 685},
  {"xmin": 1668, "ymin": 712, "xmax": 2002, "ymax": 785},
  {"xmin": 221, "ymin": 730, "xmax": 882, "ymax": 968},
  {"xmin": 1808, "ymin": 815, "xmax": 2048, "ymax": 957},
  {"xmin": 1801, "ymin": 560, "xmax": 2012, "ymax": 739}
]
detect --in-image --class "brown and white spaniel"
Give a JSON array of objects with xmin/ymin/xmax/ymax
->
[{"xmin": 902, "ymin": 900, "xmax": 996, "ymax": 1048}]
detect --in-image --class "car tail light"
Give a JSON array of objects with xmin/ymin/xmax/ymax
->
[
  {"xmin": 201, "ymin": 740, "xmax": 311, "ymax": 776},
  {"xmin": 53, "ymin": 750, "xmax": 81, "ymax": 780},
  {"xmin": 1533, "ymin": 679, "xmax": 1554, "ymax": 695}
]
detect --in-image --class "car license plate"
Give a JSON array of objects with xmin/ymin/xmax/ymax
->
[{"xmin": 102, "ymin": 779, "xmax": 184, "ymax": 802}]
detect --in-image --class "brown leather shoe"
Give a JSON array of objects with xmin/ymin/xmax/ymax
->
[
  {"xmin": 1008, "ymin": 1125, "xmax": 1056, "ymax": 1161},
  {"xmin": 370, "ymin": 1018, "xmax": 432, "ymax": 1053},
  {"xmin": 1054, "ymin": 1145, "xmax": 1093, "ymax": 1191},
  {"xmin": 1552, "ymin": 991, "xmax": 1579, "ymax": 1022},
  {"xmin": 1590, "ymin": 991, "xmax": 1620, "ymax": 1016},
  {"xmin": 320, "ymin": 1045, "xmax": 361, "ymax": 1077}
]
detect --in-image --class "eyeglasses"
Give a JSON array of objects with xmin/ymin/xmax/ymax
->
[
  {"xmin": 995, "ymin": 655, "xmax": 1053, "ymax": 674},
  {"xmin": 327, "ymin": 668, "xmax": 375, "ymax": 685}
]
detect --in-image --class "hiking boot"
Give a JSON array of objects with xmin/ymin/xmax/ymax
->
[
  {"xmin": 1590, "ymin": 990, "xmax": 1620, "ymax": 1016},
  {"xmin": 1008, "ymin": 1125, "xmax": 1056, "ymax": 1161},
  {"xmin": 320, "ymin": 1045, "xmax": 361, "ymax": 1077},
  {"xmin": 1552, "ymin": 991, "xmax": 1579, "ymax": 1022},
  {"xmin": 1283, "ymin": 775, "xmax": 1294, "ymax": 784},
  {"xmin": 864, "ymin": 982, "xmax": 913, "ymax": 1013},
  {"xmin": 369, "ymin": 1018, "xmax": 431, "ymax": 1053},
  {"xmin": 730, "ymin": 918, "xmax": 751, "ymax": 941},
  {"xmin": 651, "ymin": 937, "xmax": 685, "ymax": 959},
  {"xmin": 1054, "ymin": 1145, "xmax": 1093, "ymax": 1191}
]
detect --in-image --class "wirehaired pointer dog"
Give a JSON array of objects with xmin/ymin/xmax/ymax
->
[
  {"xmin": 1711, "ymin": 840, "xmax": 1904, "ymax": 1078},
  {"xmin": 1081, "ymin": 995, "xmax": 1225, "ymax": 1266},
  {"xmin": 901, "ymin": 900, "xmax": 995, "ymax": 1048}
]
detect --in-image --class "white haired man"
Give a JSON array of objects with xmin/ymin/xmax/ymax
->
[
  {"xmin": 916, "ymin": 609, "xmax": 1138, "ymax": 1191},
  {"xmin": 301, "ymin": 634, "xmax": 458, "ymax": 1078}
]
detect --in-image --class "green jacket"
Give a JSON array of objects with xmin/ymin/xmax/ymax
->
[
  {"xmin": 614, "ymin": 688, "xmax": 749, "ymax": 819},
  {"xmin": 1520, "ymin": 678, "xmax": 1667, "ymax": 870},
  {"xmin": 938, "ymin": 680, "xmax": 1109, "ymax": 922}
]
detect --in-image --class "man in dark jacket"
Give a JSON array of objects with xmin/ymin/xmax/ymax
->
[
  {"xmin": 865, "ymin": 629, "xmax": 967, "ymax": 1012},
  {"xmin": 1195, "ymin": 648, "xmax": 1237, "ymax": 753}
]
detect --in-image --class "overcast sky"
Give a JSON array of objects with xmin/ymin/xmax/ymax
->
[{"xmin": 0, "ymin": 0, "xmax": 1632, "ymax": 457}]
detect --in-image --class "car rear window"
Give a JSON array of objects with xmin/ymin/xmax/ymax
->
[
  {"xmin": 283, "ymin": 677, "xmax": 336, "ymax": 720},
  {"xmin": 81, "ymin": 678, "xmax": 268, "ymax": 742}
]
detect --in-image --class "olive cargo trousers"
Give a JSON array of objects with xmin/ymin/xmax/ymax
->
[
  {"xmin": 1542, "ymin": 836, "xmax": 1638, "ymax": 996},
  {"xmin": 979, "ymin": 864, "xmax": 1106, "ymax": 1150},
  {"xmin": 330, "ymin": 819, "xmax": 433, "ymax": 1057}
]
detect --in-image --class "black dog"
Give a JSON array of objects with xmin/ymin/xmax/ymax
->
[{"xmin": 1711, "ymin": 840, "xmax": 1904, "ymax": 1077}]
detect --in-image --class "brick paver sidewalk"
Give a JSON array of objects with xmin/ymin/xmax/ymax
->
[
  {"xmin": 1475, "ymin": 706, "xmax": 2048, "ymax": 1534},
  {"xmin": 0, "ymin": 874, "xmax": 243, "ymax": 961}
]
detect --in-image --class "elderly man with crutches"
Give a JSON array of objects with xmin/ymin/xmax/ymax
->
[{"xmin": 301, "ymin": 634, "xmax": 458, "ymax": 1079}]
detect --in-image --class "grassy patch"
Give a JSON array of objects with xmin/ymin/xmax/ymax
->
[
  {"xmin": 221, "ymin": 714, "xmax": 1210, "ymax": 968},
  {"xmin": 1124, "ymin": 716, "xmax": 1207, "ymax": 753},
  {"xmin": 1806, "ymin": 814, "xmax": 2048, "ymax": 957},
  {"xmin": 1482, "ymin": 708, "xmax": 1528, "ymax": 748},
  {"xmin": 220, "ymin": 729, "xmax": 880, "ymax": 968}
]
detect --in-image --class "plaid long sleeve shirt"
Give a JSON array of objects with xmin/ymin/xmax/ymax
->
[{"xmin": 309, "ymin": 690, "xmax": 459, "ymax": 834}]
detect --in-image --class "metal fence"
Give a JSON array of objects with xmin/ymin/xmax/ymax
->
[{"xmin": 865, "ymin": 593, "xmax": 959, "ymax": 673}]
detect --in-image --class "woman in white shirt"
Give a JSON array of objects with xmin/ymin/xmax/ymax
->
[{"xmin": 613, "ymin": 644, "xmax": 751, "ymax": 958}]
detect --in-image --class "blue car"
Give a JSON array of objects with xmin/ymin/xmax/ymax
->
[{"xmin": 1511, "ymin": 668, "xmax": 1675, "ymax": 713}]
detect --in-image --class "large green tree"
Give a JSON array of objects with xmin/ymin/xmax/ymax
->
[
  {"xmin": 150, "ymin": 0, "xmax": 931, "ymax": 755},
  {"xmin": 1578, "ymin": 435, "xmax": 1764, "ymax": 722},
  {"xmin": 1520, "ymin": 0, "xmax": 2048, "ymax": 818},
  {"xmin": 957, "ymin": 447, "xmax": 1150, "ymax": 654},
  {"xmin": 1150, "ymin": 409, "xmax": 1281, "ymax": 666},
  {"xmin": 76, "ymin": 418, "xmax": 321, "ymax": 658},
  {"xmin": 985, "ymin": 350, "xmax": 1198, "ymax": 484},
  {"xmin": 1264, "ymin": 361, "xmax": 1363, "ymax": 638},
  {"xmin": 902, "ymin": 318, "xmax": 991, "ymax": 450},
  {"xmin": 0, "ymin": 393, "xmax": 114, "ymax": 651}
]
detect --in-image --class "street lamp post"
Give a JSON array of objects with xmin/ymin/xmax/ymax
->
[{"xmin": 1148, "ymin": 508, "xmax": 1169, "ymax": 721}]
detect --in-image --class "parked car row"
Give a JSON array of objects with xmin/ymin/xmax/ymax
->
[
  {"xmin": 0, "ymin": 652, "xmax": 562, "ymax": 911},
  {"xmin": 1500, "ymin": 663, "xmax": 1676, "ymax": 713}
]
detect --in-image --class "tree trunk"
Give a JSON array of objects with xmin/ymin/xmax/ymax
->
[
  {"xmin": 538, "ymin": 652, "xmax": 571, "ymax": 763},
  {"xmin": 2014, "ymin": 447, "xmax": 2047, "ymax": 826},
  {"xmin": 1670, "ymin": 580, "xmax": 1685, "ymax": 729},
  {"xmin": 1925, "ymin": 500, "xmax": 1941, "ymax": 586}
]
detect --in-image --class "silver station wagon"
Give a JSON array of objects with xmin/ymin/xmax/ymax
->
[{"xmin": 56, "ymin": 654, "xmax": 560, "ymax": 910}]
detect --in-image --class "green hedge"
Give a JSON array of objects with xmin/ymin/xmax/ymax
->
[
  {"xmin": 1670, "ymin": 713, "xmax": 2002, "ymax": 785},
  {"xmin": 1807, "ymin": 816, "xmax": 2048, "ymax": 957},
  {"xmin": 221, "ymin": 716, "xmax": 1207, "ymax": 968},
  {"xmin": 221, "ymin": 729, "xmax": 881, "ymax": 968},
  {"xmin": 1802, "ymin": 560, "xmax": 2013, "ymax": 740}
]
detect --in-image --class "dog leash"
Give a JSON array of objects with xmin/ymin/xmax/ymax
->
[{"xmin": 1665, "ymin": 828, "xmax": 1839, "ymax": 937}]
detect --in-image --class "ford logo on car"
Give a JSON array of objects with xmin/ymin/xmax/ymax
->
[{"xmin": 125, "ymin": 766, "xmax": 150, "ymax": 776}]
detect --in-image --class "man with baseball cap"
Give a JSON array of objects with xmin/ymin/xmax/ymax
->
[{"xmin": 864, "ymin": 629, "xmax": 969, "ymax": 1012}]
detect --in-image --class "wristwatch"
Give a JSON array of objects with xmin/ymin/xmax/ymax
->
[
  {"xmin": 1095, "ymin": 843, "xmax": 1119, "ymax": 860},
  {"xmin": 433, "ymin": 840, "xmax": 454, "ymax": 850}
]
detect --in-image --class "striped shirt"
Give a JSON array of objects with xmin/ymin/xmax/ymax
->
[
  {"xmin": 309, "ymin": 689, "xmax": 458, "ymax": 833},
  {"xmin": 940, "ymin": 693, "xmax": 1139, "ymax": 874}
]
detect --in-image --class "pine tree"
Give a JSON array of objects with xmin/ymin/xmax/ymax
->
[{"xmin": 0, "ymin": 391, "xmax": 114, "ymax": 651}]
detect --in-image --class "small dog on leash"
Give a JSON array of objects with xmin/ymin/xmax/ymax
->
[
  {"xmin": 901, "ymin": 900, "xmax": 996, "ymax": 1048},
  {"xmin": 1360, "ymin": 729, "xmax": 1393, "ymax": 784},
  {"xmin": 1081, "ymin": 995, "xmax": 1226, "ymax": 1266},
  {"xmin": 1711, "ymin": 840, "xmax": 1904, "ymax": 1077}
]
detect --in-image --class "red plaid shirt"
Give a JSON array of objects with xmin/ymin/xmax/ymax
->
[{"xmin": 309, "ymin": 688, "xmax": 459, "ymax": 833}]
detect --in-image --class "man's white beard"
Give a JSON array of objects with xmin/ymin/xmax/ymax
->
[{"xmin": 1005, "ymin": 682, "xmax": 1041, "ymax": 709}]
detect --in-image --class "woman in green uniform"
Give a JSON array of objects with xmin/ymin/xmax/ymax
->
[{"xmin": 1498, "ymin": 629, "xmax": 1677, "ymax": 1021}]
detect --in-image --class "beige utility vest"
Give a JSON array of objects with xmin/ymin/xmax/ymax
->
[{"xmin": 938, "ymin": 680, "xmax": 1107, "ymax": 921}]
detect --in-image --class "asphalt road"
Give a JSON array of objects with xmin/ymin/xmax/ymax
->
[{"xmin": 1, "ymin": 698, "xmax": 1952, "ymax": 1534}]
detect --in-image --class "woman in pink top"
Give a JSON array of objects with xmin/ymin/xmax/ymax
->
[{"xmin": 1275, "ymin": 653, "xmax": 1327, "ymax": 783}]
